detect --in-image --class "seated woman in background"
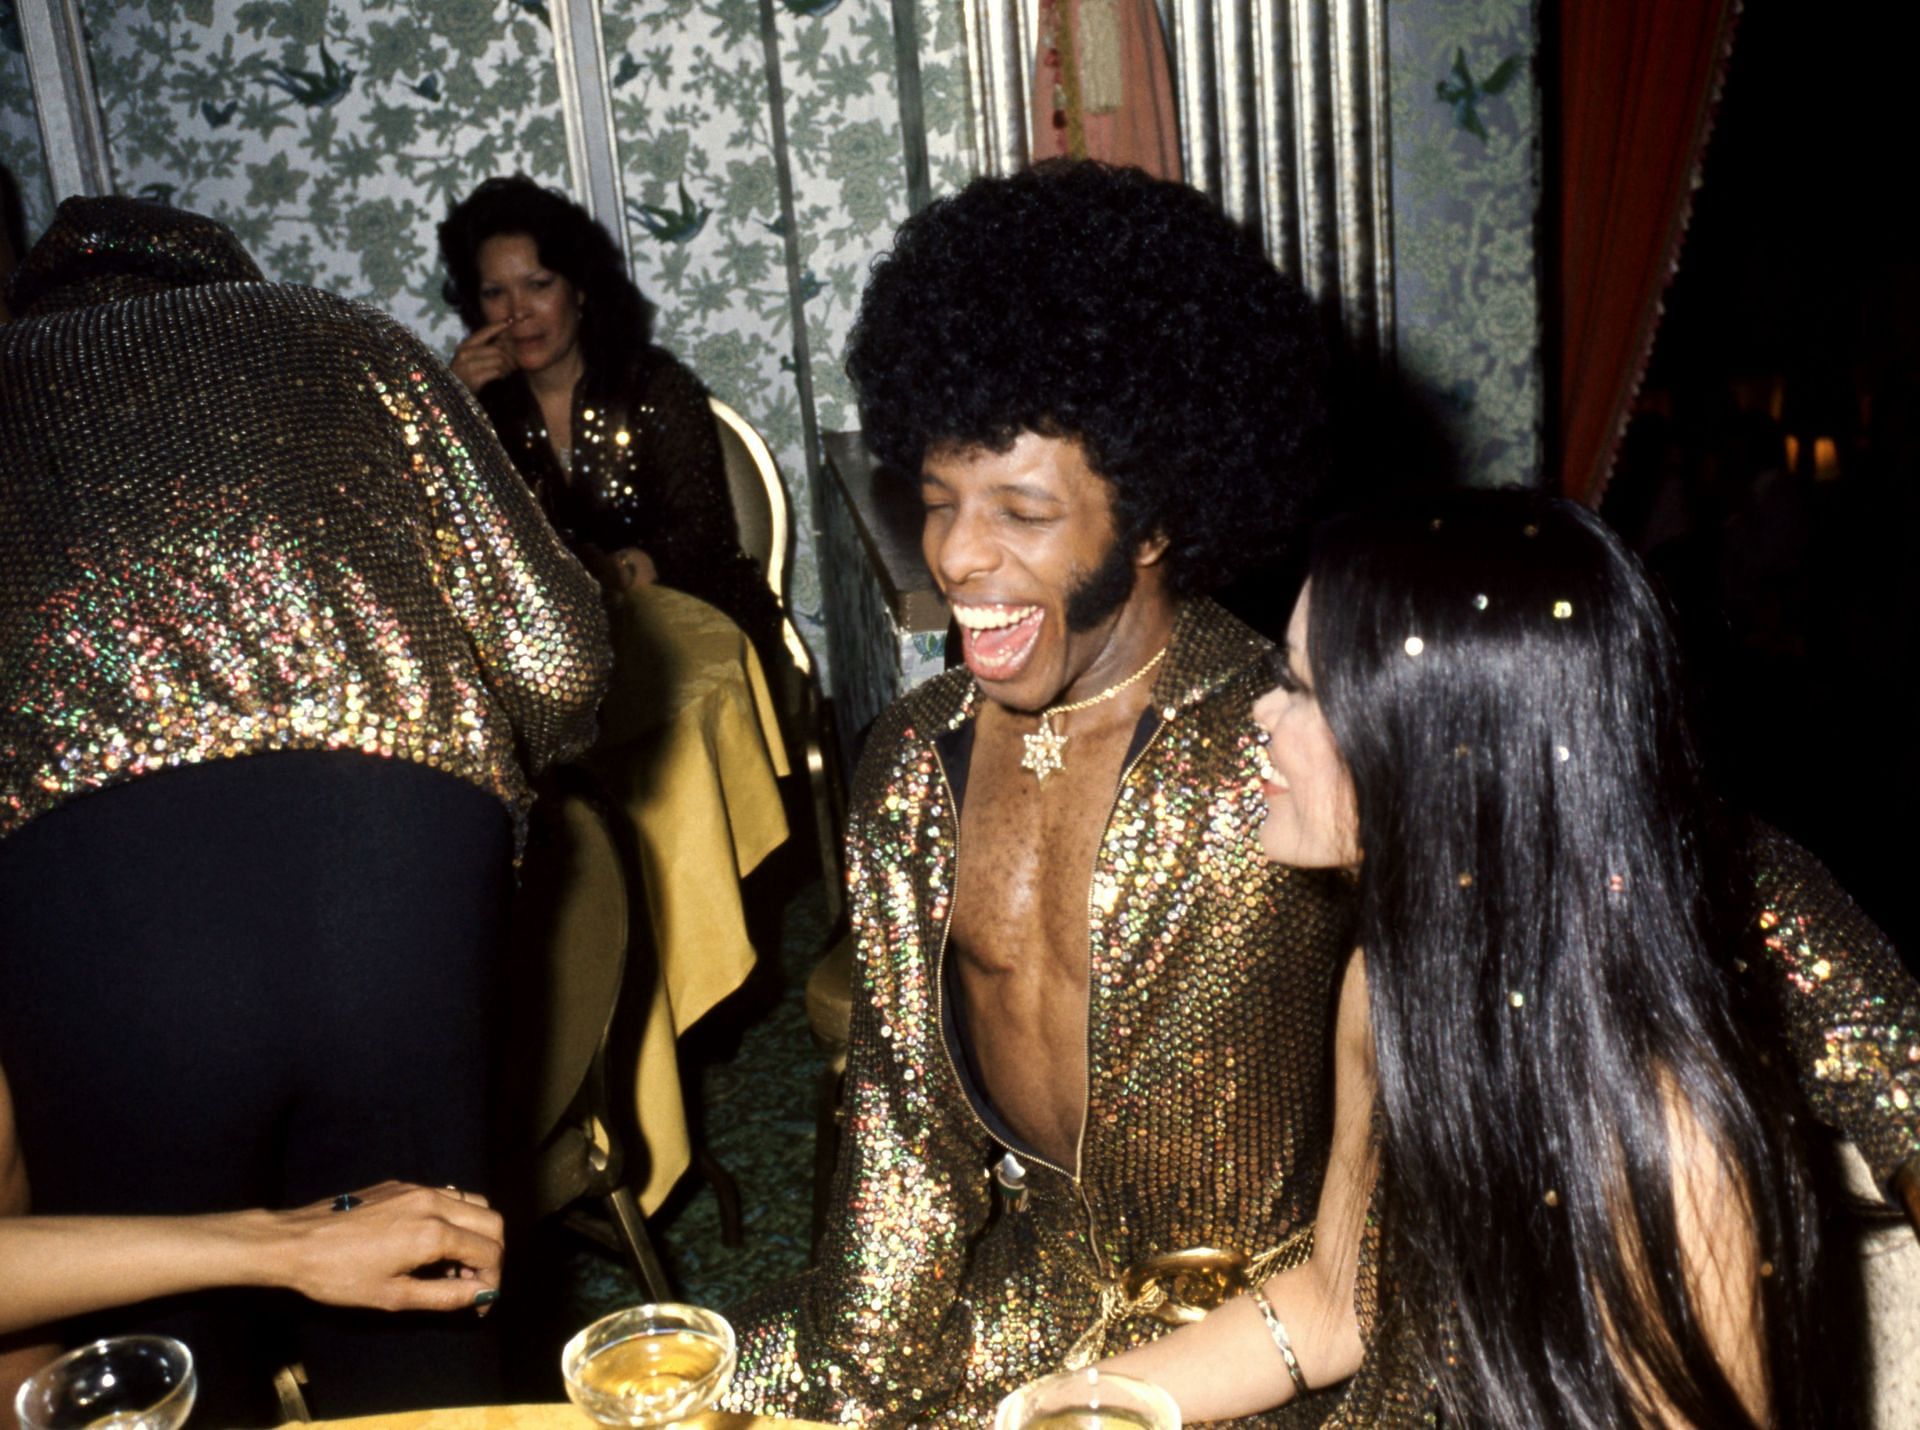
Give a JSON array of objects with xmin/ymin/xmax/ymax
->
[
  {"xmin": 437, "ymin": 176, "xmax": 783, "ymax": 668},
  {"xmin": 1107, "ymin": 489, "xmax": 1898, "ymax": 1426}
]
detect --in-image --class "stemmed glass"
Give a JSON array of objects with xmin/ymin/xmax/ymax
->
[
  {"xmin": 994, "ymin": 1366, "xmax": 1182, "ymax": 1429},
  {"xmin": 14, "ymin": 1335, "xmax": 197, "ymax": 1430},
  {"xmin": 561, "ymin": 1303, "xmax": 736, "ymax": 1427}
]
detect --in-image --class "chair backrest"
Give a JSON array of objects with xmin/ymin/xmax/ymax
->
[
  {"xmin": 709, "ymin": 396, "xmax": 814, "ymax": 677},
  {"xmin": 709, "ymin": 396, "xmax": 787, "ymax": 599}
]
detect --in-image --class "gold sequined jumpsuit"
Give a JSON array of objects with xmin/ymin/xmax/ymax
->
[
  {"xmin": 726, "ymin": 599, "xmax": 1390, "ymax": 1424},
  {"xmin": 725, "ymin": 595, "xmax": 1920, "ymax": 1426}
]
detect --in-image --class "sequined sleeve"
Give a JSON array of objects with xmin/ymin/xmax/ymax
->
[
  {"xmin": 1742, "ymin": 826, "xmax": 1920, "ymax": 1194},
  {"xmin": 723, "ymin": 712, "xmax": 997, "ymax": 1421},
  {"xmin": 363, "ymin": 318, "xmax": 610, "ymax": 774}
]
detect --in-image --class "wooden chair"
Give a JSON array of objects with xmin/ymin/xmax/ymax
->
[{"xmin": 507, "ymin": 764, "xmax": 672, "ymax": 1299}]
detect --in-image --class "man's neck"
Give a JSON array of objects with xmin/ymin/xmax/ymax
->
[{"xmin": 1050, "ymin": 587, "xmax": 1178, "ymax": 712}]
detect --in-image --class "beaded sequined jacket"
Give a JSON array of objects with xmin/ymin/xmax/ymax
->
[
  {"xmin": 476, "ymin": 348, "xmax": 784, "ymax": 667},
  {"xmin": 725, "ymin": 598, "xmax": 1404, "ymax": 1425},
  {"xmin": 0, "ymin": 199, "xmax": 610, "ymax": 843}
]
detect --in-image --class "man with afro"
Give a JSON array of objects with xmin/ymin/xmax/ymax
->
[{"xmin": 724, "ymin": 161, "xmax": 1370, "ymax": 1425}]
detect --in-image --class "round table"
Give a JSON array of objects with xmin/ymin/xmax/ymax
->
[{"xmin": 304, "ymin": 1408, "xmax": 833, "ymax": 1429}]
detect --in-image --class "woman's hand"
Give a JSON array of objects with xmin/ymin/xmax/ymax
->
[
  {"xmin": 449, "ymin": 319, "xmax": 518, "ymax": 393},
  {"xmin": 608, "ymin": 547, "xmax": 658, "ymax": 591},
  {"xmin": 271, "ymin": 1181, "xmax": 503, "ymax": 1313}
]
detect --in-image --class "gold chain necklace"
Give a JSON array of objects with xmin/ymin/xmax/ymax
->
[{"xmin": 1019, "ymin": 645, "xmax": 1168, "ymax": 783}]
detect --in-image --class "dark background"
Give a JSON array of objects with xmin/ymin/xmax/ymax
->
[{"xmin": 1601, "ymin": 5, "xmax": 1918, "ymax": 958}]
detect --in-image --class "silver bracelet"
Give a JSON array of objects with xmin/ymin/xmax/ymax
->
[{"xmin": 1249, "ymin": 1285, "xmax": 1309, "ymax": 1395}]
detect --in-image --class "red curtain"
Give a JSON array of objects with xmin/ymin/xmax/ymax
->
[{"xmin": 1556, "ymin": 0, "xmax": 1740, "ymax": 505}]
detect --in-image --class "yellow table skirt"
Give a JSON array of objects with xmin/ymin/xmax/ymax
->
[
  {"xmin": 586, "ymin": 584, "xmax": 791, "ymax": 1213},
  {"xmin": 307, "ymin": 1407, "xmax": 833, "ymax": 1430}
]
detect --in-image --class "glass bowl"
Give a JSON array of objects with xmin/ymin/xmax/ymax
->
[
  {"xmin": 561, "ymin": 1303, "xmax": 736, "ymax": 1427},
  {"xmin": 14, "ymin": 1334, "xmax": 196, "ymax": 1430},
  {"xmin": 994, "ymin": 1365, "xmax": 1182, "ymax": 1429}
]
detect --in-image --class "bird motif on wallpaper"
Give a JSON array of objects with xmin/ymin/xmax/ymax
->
[
  {"xmin": 1435, "ymin": 47, "xmax": 1519, "ymax": 143},
  {"xmin": 200, "ymin": 99, "xmax": 239, "ymax": 127},
  {"xmin": 509, "ymin": 0, "xmax": 551, "ymax": 29},
  {"xmin": 411, "ymin": 75, "xmax": 442, "ymax": 102},
  {"xmin": 629, "ymin": 181, "xmax": 711, "ymax": 244},
  {"xmin": 781, "ymin": 0, "xmax": 843, "ymax": 16},
  {"xmin": 259, "ymin": 40, "xmax": 356, "ymax": 107}
]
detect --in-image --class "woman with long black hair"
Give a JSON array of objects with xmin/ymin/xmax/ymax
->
[{"xmin": 1105, "ymin": 489, "xmax": 1911, "ymax": 1425}]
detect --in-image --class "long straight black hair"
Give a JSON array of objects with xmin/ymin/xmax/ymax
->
[{"xmin": 1307, "ymin": 489, "xmax": 1830, "ymax": 1427}]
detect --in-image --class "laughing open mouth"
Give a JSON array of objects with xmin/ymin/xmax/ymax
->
[{"xmin": 952, "ymin": 602, "xmax": 1044, "ymax": 681}]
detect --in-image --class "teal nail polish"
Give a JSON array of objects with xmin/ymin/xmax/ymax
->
[{"xmin": 473, "ymin": 1289, "xmax": 500, "ymax": 1308}]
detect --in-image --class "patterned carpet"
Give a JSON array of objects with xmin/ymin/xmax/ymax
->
[{"xmin": 503, "ymin": 851, "xmax": 830, "ymax": 1395}]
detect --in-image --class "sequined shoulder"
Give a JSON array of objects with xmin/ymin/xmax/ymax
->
[
  {"xmin": 1740, "ymin": 820, "xmax": 1920, "ymax": 1190},
  {"xmin": 847, "ymin": 669, "xmax": 974, "ymax": 809},
  {"xmin": 1151, "ymin": 597, "xmax": 1275, "ymax": 716}
]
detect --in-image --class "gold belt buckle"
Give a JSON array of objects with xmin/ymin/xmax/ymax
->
[{"xmin": 1120, "ymin": 1246, "xmax": 1252, "ymax": 1325}]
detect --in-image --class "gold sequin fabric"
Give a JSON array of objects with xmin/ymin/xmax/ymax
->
[
  {"xmin": 0, "ymin": 199, "xmax": 611, "ymax": 847},
  {"xmin": 724, "ymin": 598, "xmax": 1405, "ymax": 1426},
  {"xmin": 1738, "ymin": 823, "xmax": 1920, "ymax": 1191}
]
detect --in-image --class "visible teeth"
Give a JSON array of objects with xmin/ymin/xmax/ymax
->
[
  {"xmin": 952, "ymin": 604, "xmax": 1039, "ymax": 631},
  {"xmin": 1255, "ymin": 750, "xmax": 1287, "ymax": 788}
]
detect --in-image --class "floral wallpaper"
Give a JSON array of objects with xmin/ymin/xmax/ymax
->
[
  {"xmin": 1386, "ymin": 0, "xmax": 1543, "ymax": 487},
  {"xmin": 3, "ymin": 0, "xmax": 1548, "ymax": 669},
  {"xmin": 68, "ymin": 0, "xmax": 568, "ymax": 348},
  {"xmin": 0, "ymin": 3, "xmax": 57, "ymax": 245},
  {"xmin": 600, "ymin": 0, "xmax": 971, "ymax": 678}
]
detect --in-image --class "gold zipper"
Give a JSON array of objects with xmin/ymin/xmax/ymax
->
[
  {"xmin": 928, "ymin": 731, "xmax": 1080, "ymax": 1182},
  {"xmin": 925, "ymin": 702, "xmax": 1172, "ymax": 1267},
  {"xmin": 1071, "ymin": 711, "xmax": 1169, "ymax": 1273}
]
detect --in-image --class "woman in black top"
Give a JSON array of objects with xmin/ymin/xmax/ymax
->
[{"xmin": 438, "ymin": 176, "xmax": 782, "ymax": 662}]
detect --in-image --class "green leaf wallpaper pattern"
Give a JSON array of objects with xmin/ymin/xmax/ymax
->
[
  {"xmin": 4, "ymin": 0, "xmax": 1545, "ymax": 663},
  {"xmin": 1388, "ymin": 2, "xmax": 1542, "ymax": 487},
  {"xmin": 75, "ymin": 0, "xmax": 569, "ymax": 346},
  {"xmin": 604, "ymin": 0, "xmax": 971, "ymax": 672},
  {"xmin": 0, "ymin": 13, "xmax": 57, "ymax": 245}
]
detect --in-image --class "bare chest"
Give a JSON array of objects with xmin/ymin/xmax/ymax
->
[{"xmin": 946, "ymin": 711, "xmax": 1140, "ymax": 1168}]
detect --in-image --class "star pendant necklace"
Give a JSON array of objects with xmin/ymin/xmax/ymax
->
[{"xmin": 1019, "ymin": 644, "xmax": 1169, "ymax": 784}]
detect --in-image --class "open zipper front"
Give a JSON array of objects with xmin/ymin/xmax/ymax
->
[{"xmin": 927, "ymin": 707, "xmax": 1172, "ymax": 1277}]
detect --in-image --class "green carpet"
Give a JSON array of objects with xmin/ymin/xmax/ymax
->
[{"xmin": 505, "ymin": 859, "xmax": 829, "ymax": 1392}]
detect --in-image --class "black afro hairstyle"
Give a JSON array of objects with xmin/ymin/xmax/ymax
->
[
  {"xmin": 438, "ymin": 174, "xmax": 654, "ymax": 377},
  {"xmin": 845, "ymin": 160, "xmax": 1328, "ymax": 596}
]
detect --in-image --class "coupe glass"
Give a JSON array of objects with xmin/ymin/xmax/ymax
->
[
  {"xmin": 994, "ymin": 1366, "xmax": 1182, "ymax": 1430},
  {"xmin": 14, "ymin": 1335, "xmax": 196, "ymax": 1430},
  {"xmin": 561, "ymin": 1303, "xmax": 736, "ymax": 1427}
]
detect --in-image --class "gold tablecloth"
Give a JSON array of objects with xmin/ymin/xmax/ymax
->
[
  {"xmin": 586, "ymin": 584, "xmax": 791, "ymax": 1213},
  {"xmin": 307, "ymin": 1408, "xmax": 831, "ymax": 1430}
]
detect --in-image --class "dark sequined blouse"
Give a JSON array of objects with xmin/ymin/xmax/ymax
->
[
  {"xmin": 0, "ymin": 199, "xmax": 611, "ymax": 844},
  {"xmin": 475, "ymin": 348, "xmax": 783, "ymax": 663}
]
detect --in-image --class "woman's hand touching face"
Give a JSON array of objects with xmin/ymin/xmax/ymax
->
[{"xmin": 449, "ymin": 318, "xmax": 519, "ymax": 393}]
